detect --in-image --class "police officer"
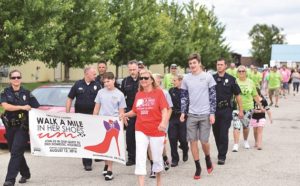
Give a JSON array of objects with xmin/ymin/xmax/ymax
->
[
  {"xmin": 168, "ymin": 74, "xmax": 188, "ymax": 167},
  {"xmin": 95, "ymin": 60, "xmax": 107, "ymax": 88},
  {"xmin": 1, "ymin": 70, "xmax": 40, "ymax": 186},
  {"xmin": 66, "ymin": 67, "xmax": 101, "ymax": 171},
  {"xmin": 120, "ymin": 60, "xmax": 139, "ymax": 166},
  {"xmin": 213, "ymin": 58, "xmax": 244, "ymax": 165},
  {"xmin": 95, "ymin": 60, "xmax": 119, "ymax": 89}
]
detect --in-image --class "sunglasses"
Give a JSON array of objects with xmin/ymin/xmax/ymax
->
[
  {"xmin": 139, "ymin": 76, "xmax": 150, "ymax": 80},
  {"xmin": 10, "ymin": 76, "xmax": 22, "ymax": 80},
  {"xmin": 238, "ymin": 70, "xmax": 246, "ymax": 73},
  {"xmin": 171, "ymin": 67, "xmax": 177, "ymax": 69}
]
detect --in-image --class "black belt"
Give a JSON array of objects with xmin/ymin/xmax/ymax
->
[{"xmin": 217, "ymin": 100, "xmax": 230, "ymax": 109}]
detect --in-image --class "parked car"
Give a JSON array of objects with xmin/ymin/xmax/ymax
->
[{"xmin": 0, "ymin": 84, "xmax": 74, "ymax": 145}]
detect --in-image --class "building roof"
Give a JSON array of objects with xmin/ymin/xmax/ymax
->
[{"xmin": 271, "ymin": 44, "xmax": 300, "ymax": 61}]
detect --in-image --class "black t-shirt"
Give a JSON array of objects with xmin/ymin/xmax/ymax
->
[
  {"xmin": 68, "ymin": 79, "xmax": 101, "ymax": 114},
  {"xmin": 252, "ymin": 97, "xmax": 270, "ymax": 120}
]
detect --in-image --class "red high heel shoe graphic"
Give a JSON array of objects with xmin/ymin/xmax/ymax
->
[{"xmin": 84, "ymin": 120, "xmax": 121, "ymax": 156}]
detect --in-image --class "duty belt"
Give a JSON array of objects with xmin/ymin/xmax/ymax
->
[{"xmin": 217, "ymin": 100, "xmax": 230, "ymax": 109}]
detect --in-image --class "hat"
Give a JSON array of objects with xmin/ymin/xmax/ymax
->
[
  {"xmin": 170, "ymin": 64, "xmax": 177, "ymax": 68},
  {"xmin": 138, "ymin": 61, "xmax": 143, "ymax": 65}
]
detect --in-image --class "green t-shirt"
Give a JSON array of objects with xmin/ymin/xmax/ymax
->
[
  {"xmin": 226, "ymin": 68, "xmax": 237, "ymax": 78},
  {"xmin": 251, "ymin": 72, "xmax": 262, "ymax": 88},
  {"xmin": 266, "ymin": 71, "xmax": 282, "ymax": 89},
  {"xmin": 237, "ymin": 78, "xmax": 257, "ymax": 111},
  {"xmin": 163, "ymin": 73, "xmax": 174, "ymax": 90}
]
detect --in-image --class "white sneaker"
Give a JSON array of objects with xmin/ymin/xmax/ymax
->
[
  {"xmin": 244, "ymin": 141, "xmax": 250, "ymax": 149},
  {"xmin": 232, "ymin": 144, "xmax": 239, "ymax": 152}
]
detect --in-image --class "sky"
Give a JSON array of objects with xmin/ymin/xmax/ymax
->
[{"xmin": 178, "ymin": 0, "xmax": 300, "ymax": 56}]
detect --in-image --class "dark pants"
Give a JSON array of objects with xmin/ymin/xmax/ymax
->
[
  {"xmin": 76, "ymin": 110, "xmax": 93, "ymax": 167},
  {"xmin": 168, "ymin": 115, "xmax": 188, "ymax": 163},
  {"xmin": 5, "ymin": 127, "xmax": 30, "ymax": 183},
  {"xmin": 212, "ymin": 107, "xmax": 233, "ymax": 161},
  {"xmin": 82, "ymin": 158, "xmax": 92, "ymax": 166},
  {"xmin": 126, "ymin": 117, "xmax": 136, "ymax": 162},
  {"xmin": 293, "ymin": 82, "xmax": 299, "ymax": 92}
]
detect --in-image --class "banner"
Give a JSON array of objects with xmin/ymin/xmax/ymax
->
[{"xmin": 29, "ymin": 109, "xmax": 126, "ymax": 164}]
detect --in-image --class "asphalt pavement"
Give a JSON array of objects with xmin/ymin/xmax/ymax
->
[{"xmin": 1, "ymin": 93, "xmax": 300, "ymax": 186}]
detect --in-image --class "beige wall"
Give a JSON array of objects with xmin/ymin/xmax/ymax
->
[
  {"xmin": 1, "ymin": 61, "xmax": 185, "ymax": 83},
  {"xmin": 1, "ymin": 60, "xmax": 55, "ymax": 83}
]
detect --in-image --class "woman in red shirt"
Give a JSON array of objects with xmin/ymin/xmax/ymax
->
[{"xmin": 122, "ymin": 69, "xmax": 169, "ymax": 186}]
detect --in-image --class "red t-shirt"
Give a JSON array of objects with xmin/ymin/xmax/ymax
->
[{"xmin": 132, "ymin": 88, "xmax": 169, "ymax": 136}]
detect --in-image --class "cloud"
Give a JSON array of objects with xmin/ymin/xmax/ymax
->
[{"xmin": 178, "ymin": 0, "xmax": 300, "ymax": 56}]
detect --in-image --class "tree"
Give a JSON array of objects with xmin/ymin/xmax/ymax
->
[
  {"xmin": 41, "ymin": 0, "xmax": 119, "ymax": 80},
  {"xmin": 159, "ymin": 0, "xmax": 189, "ymax": 69},
  {"xmin": 109, "ymin": 0, "xmax": 173, "ymax": 75},
  {"xmin": 249, "ymin": 24, "xmax": 286, "ymax": 66},
  {"xmin": 184, "ymin": 0, "xmax": 230, "ymax": 69},
  {"xmin": 0, "ymin": 0, "xmax": 66, "ymax": 66}
]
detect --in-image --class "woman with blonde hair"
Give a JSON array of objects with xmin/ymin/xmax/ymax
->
[
  {"xmin": 232, "ymin": 65, "xmax": 263, "ymax": 152},
  {"xmin": 122, "ymin": 69, "xmax": 169, "ymax": 186}
]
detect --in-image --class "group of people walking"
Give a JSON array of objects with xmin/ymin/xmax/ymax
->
[{"xmin": 3, "ymin": 52, "xmax": 293, "ymax": 186}]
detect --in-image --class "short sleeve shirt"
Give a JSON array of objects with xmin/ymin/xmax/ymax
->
[
  {"xmin": 94, "ymin": 88, "xmax": 126, "ymax": 117},
  {"xmin": 68, "ymin": 79, "xmax": 101, "ymax": 114},
  {"xmin": 266, "ymin": 72, "xmax": 282, "ymax": 89},
  {"xmin": 237, "ymin": 78, "xmax": 257, "ymax": 111},
  {"xmin": 181, "ymin": 72, "xmax": 216, "ymax": 115},
  {"xmin": 133, "ymin": 88, "xmax": 168, "ymax": 137},
  {"xmin": 213, "ymin": 73, "xmax": 241, "ymax": 103}
]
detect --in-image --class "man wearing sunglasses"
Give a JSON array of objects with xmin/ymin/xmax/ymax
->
[
  {"xmin": 1, "ymin": 70, "xmax": 40, "ymax": 186},
  {"xmin": 213, "ymin": 58, "xmax": 243, "ymax": 165},
  {"xmin": 120, "ymin": 60, "xmax": 140, "ymax": 166}
]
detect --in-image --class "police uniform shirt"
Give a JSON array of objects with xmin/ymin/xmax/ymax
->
[
  {"xmin": 213, "ymin": 73, "xmax": 241, "ymax": 107},
  {"xmin": 0, "ymin": 86, "xmax": 40, "ymax": 120},
  {"xmin": 95, "ymin": 75, "xmax": 104, "ymax": 88},
  {"xmin": 68, "ymin": 79, "xmax": 101, "ymax": 114},
  {"xmin": 121, "ymin": 76, "xmax": 139, "ymax": 110},
  {"xmin": 169, "ymin": 87, "xmax": 182, "ymax": 114}
]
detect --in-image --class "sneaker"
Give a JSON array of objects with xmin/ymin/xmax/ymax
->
[
  {"xmin": 232, "ymin": 144, "xmax": 239, "ymax": 152},
  {"xmin": 19, "ymin": 176, "xmax": 30, "ymax": 184},
  {"xmin": 183, "ymin": 152, "xmax": 188, "ymax": 162},
  {"xmin": 105, "ymin": 171, "xmax": 114, "ymax": 181},
  {"xmin": 217, "ymin": 159, "xmax": 225, "ymax": 165},
  {"xmin": 269, "ymin": 102, "xmax": 273, "ymax": 106},
  {"xmin": 205, "ymin": 156, "xmax": 213, "ymax": 174},
  {"xmin": 102, "ymin": 165, "xmax": 108, "ymax": 176},
  {"xmin": 84, "ymin": 165, "xmax": 92, "ymax": 171},
  {"xmin": 149, "ymin": 171, "xmax": 156, "ymax": 178},
  {"xmin": 194, "ymin": 167, "xmax": 201, "ymax": 180},
  {"xmin": 244, "ymin": 141, "xmax": 250, "ymax": 149},
  {"xmin": 164, "ymin": 160, "xmax": 170, "ymax": 171}
]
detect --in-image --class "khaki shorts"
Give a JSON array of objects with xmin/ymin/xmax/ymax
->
[
  {"xmin": 186, "ymin": 114, "xmax": 211, "ymax": 143},
  {"xmin": 269, "ymin": 88, "xmax": 280, "ymax": 97}
]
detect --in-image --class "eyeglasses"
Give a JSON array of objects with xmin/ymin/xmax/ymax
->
[
  {"xmin": 139, "ymin": 76, "xmax": 150, "ymax": 80},
  {"xmin": 238, "ymin": 70, "xmax": 245, "ymax": 73},
  {"xmin": 10, "ymin": 76, "xmax": 22, "ymax": 80}
]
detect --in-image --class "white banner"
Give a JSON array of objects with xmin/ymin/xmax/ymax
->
[{"xmin": 29, "ymin": 109, "xmax": 126, "ymax": 164}]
